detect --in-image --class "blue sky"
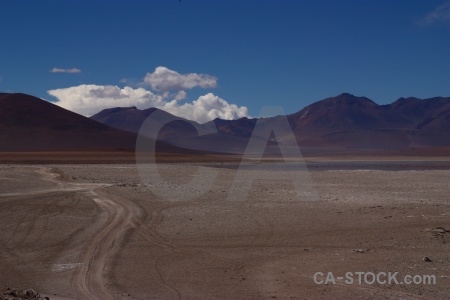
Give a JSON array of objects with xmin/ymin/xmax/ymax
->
[{"xmin": 1, "ymin": 0, "xmax": 449, "ymax": 122}]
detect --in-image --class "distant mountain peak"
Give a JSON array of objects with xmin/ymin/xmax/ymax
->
[
  {"xmin": 337, "ymin": 92, "xmax": 355, "ymax": 97},
  {"xmin": 319, "ymin": 93, "xmax": 378, "ymax": 109}
]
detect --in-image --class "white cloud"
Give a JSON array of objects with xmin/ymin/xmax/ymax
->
[
  {"xmin": 48, "ymin": 85, "xmax": 164, "ymax": 117},
  {"xmin": 48, "ymin": 85, "xmax": 248, "ymax": 123},
  {"xmin": 174, "ymin": 90, "xmax": 187, "ymax": 101},
  {"xmin": 49, "ymin": 67, "xmax": 81, "ymax": 73},
  {"xmin": 423, "ymin": 1, "xmax": 450, "ymax": 25},
  {"xmin": 143, "ymin": 66, "xmax": 217, "ymax": 91},
  {"xmin": 162, "ymin": 93, "xmax": 249, "ymax": 124}
]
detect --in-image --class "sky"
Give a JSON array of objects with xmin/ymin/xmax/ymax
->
[{"xmin": 1, "ymin": 0, "xmax": 449, "ymax": 123}]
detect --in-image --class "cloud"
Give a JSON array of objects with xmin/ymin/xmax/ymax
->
[
  {"xmin": 162, "ymin": 93, "xmax": 249, "ymax": 124},
  {"xmin": 49, "ymin": 67, "xmax": 81, "ymax": 73},
  {"xmin": 143, "ymin": 66, "xmax": 217, "ymax": 91},
  {"xmin": 174, "ymin": 90, "xmax": 187, "ymax": 101},
  {"xmin": 423, "ymin": 1, "xmax": 450, "ymax": 25},
  {"xmin": 48, "ymin": 85, "xmax": 164, "ymax": 117},
  {"xmin": 48, "ymin": 85, "xmax": 248, "ymax": 123}
]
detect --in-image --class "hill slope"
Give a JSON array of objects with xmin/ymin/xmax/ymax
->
[{"xmin": 0, "ymin": 93, "xmax": 185, "ymax": 152}]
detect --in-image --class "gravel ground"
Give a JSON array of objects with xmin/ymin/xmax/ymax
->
[{"xmin": 0, "ymin": 162, "xmax": 449, "ymax": 299}]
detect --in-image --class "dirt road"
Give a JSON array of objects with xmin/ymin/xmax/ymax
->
[{"xmin": 0, "ymin": 167, "xmax": 143, "ymax": 299}]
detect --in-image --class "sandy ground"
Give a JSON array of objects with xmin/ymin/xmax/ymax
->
[{"xmin": 0, "ymin": 161, "xmax": 449, "ymax": 299}]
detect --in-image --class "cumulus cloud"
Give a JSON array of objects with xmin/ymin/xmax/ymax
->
[
  {"xmin": 48, "ymin": 85, "xmax": 164, "ymax": 117},
  {"xmin": 49, "ymin": 67, "xmax": 81, "ymax": 73},
  {"xmin": 423, "ymin": 1, "xmax": 450, "ymax": 25},
  {"xmin": 162, "ymin": 93, "xmax": 249, "ymax": 124},
  {"xmin": 48, "ymin": 67, "xmax": 248, "ymax": 123},
  {"xmin": 48, "ymin": 85, "xmax": 248, "ymax": 123},
  {"xmin": 174, "ymin": 90, "xmax": 187, "ymax": 101},
  {"xmin": 143, "ymin": 66, "xmax": 217, "ymax": 91}
]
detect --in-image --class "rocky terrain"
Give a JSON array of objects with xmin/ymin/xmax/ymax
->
[{"xmin": 1, "ymin": 288, "xmax": 47, "ymax": 300}]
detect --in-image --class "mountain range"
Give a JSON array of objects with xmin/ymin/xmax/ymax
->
[
  {"xmin": 91, "ymin": 93, "xmax": 450, "ymax": 153},
  {"xmin": 1, "ymin": 92, "xmax": 449, "ymax": 155}
]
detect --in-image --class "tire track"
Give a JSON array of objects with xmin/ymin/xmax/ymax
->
[
  {"xmin": 31, "ymin": 167, "xmax": 140, "ymax": 300},
  {"xmin": 32, "ymin": 167, "xmax": 190, "ymax": 299},
  {"xmin": 73, "ymin": 191, "xmax": 129, "ymax": 299}
]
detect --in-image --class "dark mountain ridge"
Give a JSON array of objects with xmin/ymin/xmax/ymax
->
[
  {"xmin": 0, "ymin": 93, "xmax": 191, "ymax": 153},
  {"xmin": 1, "ymin": 92, "xmax": 448, "ymax": 153},
  {"xmin": 90, "ymin": 93, "xmax": 450, "ymax": 152}
]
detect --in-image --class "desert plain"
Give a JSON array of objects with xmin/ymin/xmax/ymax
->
[{"xmin": 0, "ymin": 157, "xmax": 449, "ymax": 300}]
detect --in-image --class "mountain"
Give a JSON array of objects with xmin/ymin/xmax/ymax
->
[
  {"xmin": 0, "ymin": 93, "xmax": 187, "ymax": 153},
  {"xmin": 90, "ymin": 93, "xmax": 450, "ymax": 152},
  {"xmin": 91, "ymin": 106, "xmax": 158, "ymax": 134},
  {"xmin": 289, "ymin": 93, "xmax": 396, "ymax": 133},
  {"xmin": 91, "ymin": 107, "xmax": 262, "ymax": 153},
  {"xmin": 285, "ymin": 93, "xmax": 450, "ymax": 149},
  {"xmin": 2, "ymin": 92, "xmax": 448, "ymax": 154},
  {"xmin": 90, "ymin": 106, "xmax": 202, "ymax": 142},
  {"xmin": 389, "ymin": 96, "xmax": 450, "ymax": 131}
]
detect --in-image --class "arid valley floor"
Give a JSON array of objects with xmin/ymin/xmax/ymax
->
[{"xmin": 0, "ymin": 159, "xmax": 449, "ymax": 299}]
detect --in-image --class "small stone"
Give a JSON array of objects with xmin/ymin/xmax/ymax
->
[
  {"xmin": 431, "ymin": 227, "xmax": 450, "ymax": 236},
  {"xmin": 353, "ymin": 249, "xmax": 367, "ymax": 253},
  {"xmin": 423, "ymin": 256, "xmax": 433, "ymax": 262}
]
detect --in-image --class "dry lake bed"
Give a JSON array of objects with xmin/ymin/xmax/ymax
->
[{"xmin": 0, "ymin": 160, "xmax": 449, "ymax": 299}]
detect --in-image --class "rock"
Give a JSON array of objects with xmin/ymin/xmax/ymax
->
[
  {"xmin": 353, "ymin": 248, "xmax": 368, "ymax": 253},
  {"xmin": 423, "ymin": 256, "xmax": 433, "ymax": 262},
  {"xmin": 25, "ymin": 289, "xmax": 38, "ymax": 297},
  {"xmin": 431, "ymin": 227, "xmax": 449, "ymax": 236},
  {"xmin": 1, "ymin": 288, "xmax": 45, "ymax": 300}
]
